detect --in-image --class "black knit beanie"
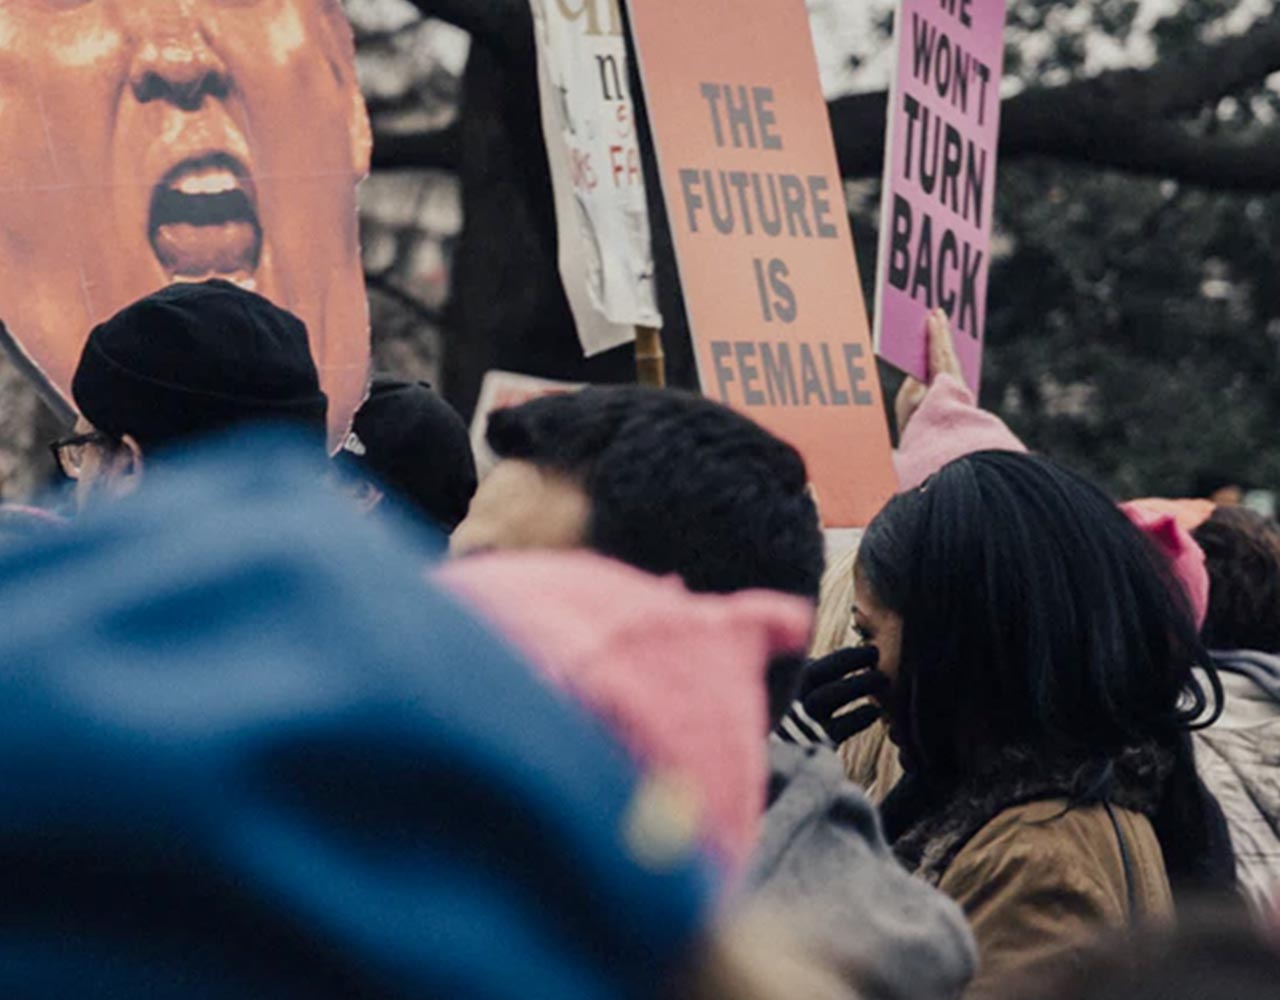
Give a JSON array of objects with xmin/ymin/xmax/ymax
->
[
  {"xmin": 71, "ymin": 280, "xmax": 328, "ymax": 452},
  {"xmin": 343, "ymin": 376, "xmax": 477, "ymax": 531}
]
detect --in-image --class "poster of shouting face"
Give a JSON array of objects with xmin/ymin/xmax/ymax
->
[{"xmin": 0, "ymin": 0, "xmax": 372, "ymax": 447}]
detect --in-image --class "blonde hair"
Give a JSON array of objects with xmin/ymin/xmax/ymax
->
[
  {"xmin": 809, "ymin": 542, "xmax": 859, "ymax": 659},
  {"xmin": 808, "ymin": 540, "xmax": 900, "ymax": 797}
]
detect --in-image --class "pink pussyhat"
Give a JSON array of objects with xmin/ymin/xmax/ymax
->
[
  {"xmin": 436, "ymin": 551, "xmax": 813, "ymax": 877},
  {"xmin": 1121, "ymin": 499, "xmax": 1212, "ymax": 630}
]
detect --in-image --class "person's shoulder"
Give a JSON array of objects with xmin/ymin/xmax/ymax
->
[
  {"xmin": 939, "ymin": 800, "xmax": 1147, "ymax": 1000},
  {"xmin": 942, "ymin": 798, "xmax": 1135, "ymax": 910},
  {"xmin": 752, "ymin": 745, "xmax": 979, "ymax": 1000},
  {"xmin": 964, "ymin": 797, "xmax": 1138, "ymax": 856},
  {"xmin": 1201, "ymin": 658, "xmax": 1280, "ymax": 728}
]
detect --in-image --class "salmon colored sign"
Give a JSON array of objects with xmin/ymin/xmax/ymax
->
[{"xmin": 626, "ymin": 0, "xmax": 896, "ymax": 527}]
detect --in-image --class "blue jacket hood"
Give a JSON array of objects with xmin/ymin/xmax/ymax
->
[{"xmin": 0, "ymin": 432, "xmax": 712, "ymax": 999}]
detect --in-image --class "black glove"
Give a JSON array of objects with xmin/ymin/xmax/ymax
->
[{"xmin": 775, "ymin": 645, "xmax": 889, "ymax": 747}]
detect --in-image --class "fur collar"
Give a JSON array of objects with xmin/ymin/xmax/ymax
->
[{"xmin": 891, "ymin": 744, "xmax": 1173, "ymax": 885}]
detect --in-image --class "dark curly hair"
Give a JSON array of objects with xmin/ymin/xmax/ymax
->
[
  {"xmin": 1193, "ymin": 506, "xmax": 1280, "ymax": 654},
  {"xmin": 486, "ymin": 386, "xmax": 824, "ymax": 601}
]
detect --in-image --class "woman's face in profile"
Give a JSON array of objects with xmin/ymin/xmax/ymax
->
[
  {"xmin": 852, "ymin": 565, "xmax": 911, "ymax": 747},
  {"xmin": 852, "ymin": 566, "xmax": 903, "ymax": 685}
]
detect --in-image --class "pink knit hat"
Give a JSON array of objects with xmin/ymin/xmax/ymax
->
[
  {"xmin": 894, "ymin": 374, "xmax": 1028, "ymax": 491},
  {"xmin": 1121, "ymin": 500, "xmax": 1212, "ymax": 630},
  {"xmin": 436, "ymin": 551, "xmax": 813, "ymax": 875}
]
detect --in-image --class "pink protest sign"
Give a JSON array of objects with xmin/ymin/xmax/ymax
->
[{"xmin": 873, "ymin": 0, "xmax": 1007, "ymax": 391}]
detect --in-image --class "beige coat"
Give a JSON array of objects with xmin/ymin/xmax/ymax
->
[
  {"xmin": 840, "ymin": 725, "xmax": 1173, "ymax": 999},
  {"xmin": 941, "ymin": 798, "xmax": 1172, "ymax": 999}
]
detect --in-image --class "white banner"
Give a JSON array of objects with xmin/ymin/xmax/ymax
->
[{"xmin": 530, "ymin": 0, "xmax": 661, "ymax": 355}]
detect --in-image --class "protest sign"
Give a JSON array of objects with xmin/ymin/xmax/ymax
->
[
  {"xmin": 530, "ymin": 0, "xmax": 661, "ymax": 356},
  {"xmin": 0, "ymin": 3, "xmax": 371, "ymax": 450},
  {"xmin": 469, "ymin": 370, "xmax": 585, "ymax": 475},
  {"xmin": 625, "ymin": 0, "xmax": 896, "ymax": 527},
  {"xmin": 874, "ymin": 0, "xmax": 1007, "ymax": 391}
]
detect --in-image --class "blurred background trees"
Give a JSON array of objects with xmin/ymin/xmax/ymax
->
[
  {"xmin": 3, "ymin": 0, "xmax": 1278, "ymax": 503},
  {"xmin": 981, "ymin": 0, "xmax": 1280, "ymax": 500}
]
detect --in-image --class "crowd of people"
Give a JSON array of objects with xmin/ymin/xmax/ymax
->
[{"xmin": 2, "ymin": 282, "xmax": 1280, "ymax": 999}]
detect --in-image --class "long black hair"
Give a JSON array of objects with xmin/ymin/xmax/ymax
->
[{"xmin": 859, "ymin": 450, "xmax": 1230, "ymax": 889}]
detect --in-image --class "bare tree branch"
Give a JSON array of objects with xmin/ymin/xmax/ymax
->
[
  {"xmin": 351, "ymin": 21, "xmax": 429, "ymax": 48},
  {"xmin": 365, "ymin": 92, "xmax": 432, "ymax": 117},
  {"xmin": 829, "ymin": 92, "xmax": 1280, "ymax": 193},
  {"xmin": 373, "ymin": 6, "xmax": 1280, "ymax": 191},
  {"xmin": 829, "ymin": 14, "xmax": 1280, "ymax": 192},
  {"xmin": 402, "ymin": 0, "xmax": 529, "ymax": 55},
  {"xmin": 1089, "ymin": 11, "xmax": 1280, "ymax": 119},
  {"xmin": 1010, "ymin": 113, "xmax": 1280, "ymax": 192},
  {"xmin": 365, "ymin": 271, "xmax": 447, "ymax": 327},
  {"xmin": 371, "ymin": 121, "xmax": 462, "ymax": 172}
]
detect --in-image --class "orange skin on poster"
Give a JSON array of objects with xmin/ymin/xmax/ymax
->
[{"xmin": 0, "ymin": 0, "xmax": 371, "ymax": 447}]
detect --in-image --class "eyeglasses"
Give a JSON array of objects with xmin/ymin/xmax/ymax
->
[{"xmin": 49, "ymin": 431, "xmax": 114, "ymax": 481}]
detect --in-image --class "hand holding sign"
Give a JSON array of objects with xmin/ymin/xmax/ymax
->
[
  {"xmin": 894, "ymin": 308, "xmax": 963, "ymax": 435},
  {"xmin": 927, "ymin": 307, "xmax": 965, "ymax": 381}
]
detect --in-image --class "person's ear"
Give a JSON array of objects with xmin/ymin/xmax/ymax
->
[{"xmin": 105, "ymin": 434, "xmax": 145, "ymax": 499}]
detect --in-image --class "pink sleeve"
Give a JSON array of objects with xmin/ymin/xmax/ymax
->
[{"xmin": 894, "ymin": 375, "xmax": 1028, "ymax": 491}]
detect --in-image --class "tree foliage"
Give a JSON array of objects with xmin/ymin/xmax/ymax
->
[
  {"xmin": 380, "ymin": 0, "xmax": 1280, "ymax": 496},
  {"xmin": 5, "ymin": 0, "xmax": 1277, "ymax": 502},
  {"xmin": 981, "ymin": 0, "xmax": 1280, "ymax": 496},
  {"xmin": 981, "ymin": 166, "xmax": 1280, "ymax": 497}
]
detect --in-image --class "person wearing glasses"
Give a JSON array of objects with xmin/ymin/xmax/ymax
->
[{"xmin": 51, "ymin": 280, "xmax": 329, "ymax": 510}]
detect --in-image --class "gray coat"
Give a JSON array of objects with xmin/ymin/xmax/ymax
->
[
  {"xmin": 1195, "ymin": 652, "xmax": 1280, "ymax": 910},
  {"xmin": 747, "ymin": 742, "xmax": 977, "ymax": 1000}
]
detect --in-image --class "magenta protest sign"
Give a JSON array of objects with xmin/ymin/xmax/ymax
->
[{"xmin": 873, "ymin": 0, "xmax": 1007, "ymax": 391}]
